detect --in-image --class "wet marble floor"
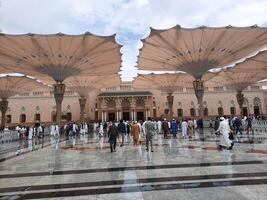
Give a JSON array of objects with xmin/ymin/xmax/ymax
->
[{"xmin": 0, "ymin": 129, "xmax": 267, "ymax": 199}]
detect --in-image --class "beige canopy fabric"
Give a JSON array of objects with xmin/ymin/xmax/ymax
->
[
  {"xmin": 231, "ymin": 50, "xmax": 267, "ymax": 75},
  {"xmin": 0, "ymin": 75, "xmax": 48, "ymax": 127},
  {"xmin": 64, "ymin": 74, "xmax": 121, "ymax": 97},
  {"xmin": 254, "ymin": 80, "xmax": 267, "ymax": 87},
  {"xmin": 0, "ymin": 75, "xmax": 48, "ymax": 99},
  {"xmin": 132, "ymin": 72, "xmax": 217, "ymax": 93},
  {"xmin": 206, "ymin": 69, "xmax": 266, "ymax": 92},
  {"xmin": 138, "ymin": 25, "xmax": 267, "ymax": 79},
  {"xmin": 133, "ymin": 73, "xmax": 194, "ymax": 93},
  {"xmin": 0, "ymin": 32, "xmax": 122, "ymax": 84}
]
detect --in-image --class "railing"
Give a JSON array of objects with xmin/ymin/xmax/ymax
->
[
  {"xmin": 0, "ymin": 127, "xmax": 50, "ymax": 143},
  {"xmin": 0, "ymin": 130, "xmax": 19, "ymax": 143},
  {"xmin": 252, "ymin": 120, "xmax": 267, "ymax": 132},
  {"xmin": 0, "ymin": 128, "xmax": 51, "ymax": 154}
]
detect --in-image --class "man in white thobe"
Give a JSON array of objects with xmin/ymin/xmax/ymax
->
[
  {"xmin": 216, "ymin": 117, "xmax": 234, "ymax": 150},
  {"xmin": 157, "ymin": 120, "xmax": 162, "ymax": 134},
  {"xmin": 181, "ymin": 119, "xmax": 188, "ymax": 138}
]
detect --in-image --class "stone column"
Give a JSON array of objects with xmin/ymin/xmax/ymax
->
[
  {"xmin": 104, "ymin": 111, "xmax": 107, "ymax": 122},
  {"xmin": 79, "ymin": 96, "xmax": 87, "ymax": 122},
  {"xmin": 116, "ymin": 110, "xmax": 119, "ymax": 121},
  {"xmin": 0, "ymin": 98, "xmax": 8, "ymax": 128},
  {"xmin": 101, "ymin": 111, "xmax": 104, "ymax": 122},
  {"xmin": 166, "ymin": 93, "xmax": 174, "ymax": 119},
  {"xmin": 53, "ymin": 83, "xmax": 65, "ymax": 125},
  {"xmin": 236, "ymin": 91, "xmax": 244, "ymax": 116},
  {"xmin": 193, "ymin": 79, "xmax": 204, "ymax": 119}
]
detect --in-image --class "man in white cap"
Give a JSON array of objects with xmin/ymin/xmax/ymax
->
[{"xmin": 216, "ymin": 116, "xmax": 234, "ymax": 150}]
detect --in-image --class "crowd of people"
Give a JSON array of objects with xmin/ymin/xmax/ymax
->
[{"xmin": 5, "ymin": 114, "xmax": 260, "ymax": 155}]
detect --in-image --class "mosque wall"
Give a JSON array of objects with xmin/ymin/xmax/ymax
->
[{"xmin": 2, "ymin": 87, "xmax": 267, "ymax": 125}]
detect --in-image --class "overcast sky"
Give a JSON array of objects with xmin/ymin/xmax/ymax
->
[{"xmin": 0, "ymin": 0, "xmax": 267, "ymax": 80}]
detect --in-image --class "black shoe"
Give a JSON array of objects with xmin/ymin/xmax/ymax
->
[
  {"xmin": 217, "ymin": 145, "xmax": 223, "ymax": 151},
  {"xmin": 151, "ymin": 150, "xmax": 154, "ymax": 152}
]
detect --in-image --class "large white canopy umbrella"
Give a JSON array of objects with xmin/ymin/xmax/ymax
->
[
  {"xmin": 133, "ymin": 72, "xmax": 216, "ymax": 119},
  {"xmin": 0, "ymin": 75, "xmax": 48, "ymax": 127},
  {"xmin": 206, "ymin": 69, "xmax": 266, "ymax": 116},
  {"xmin": 64, "ymin": 74, "xmax": 121, "ymax": 121},
  {"xmin": 0, "ymin": 32, "xmax": 122, "ymax": 124},
  {"xmin": 138, "ymin": 25, "xmax": 267, "ymax": 118}
]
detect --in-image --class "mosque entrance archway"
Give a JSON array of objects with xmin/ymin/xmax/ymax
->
[
  {"xmin": 108, "ymin": 112, "xmax": 115, "ymax": 122},
  {"xmin": 123, "ymin": 112, "xmax": 130, "ymax": 121},
  {"xmin": 137, "ymin": 111, "xmax": 144, "ymax": 121}
]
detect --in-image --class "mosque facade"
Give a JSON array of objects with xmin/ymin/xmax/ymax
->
[{"xmin": 3, "ymin": 82, "xmax": 267, "ymax": 125}]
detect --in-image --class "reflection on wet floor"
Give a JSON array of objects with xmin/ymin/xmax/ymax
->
[{"xmin": 0, "ymin": 129, "xmax": 267, "ymax": 200}]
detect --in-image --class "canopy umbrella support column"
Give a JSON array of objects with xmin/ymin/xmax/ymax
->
[
  {"xmin": 53, "ymin": 83, "xmax": 65, "ymax": 125},
  {"xmin": 79, "ymin": 96, "xmax": 87, "ymax": 122},
  {"xmin": 167, "ymin": 93, "xmax": 174, "ymax": 119},
  {"xmin": 236, "ymin": 91, "xmax": 244, "ymax": 117},
  {"xmin": 0, "ymin": 98, "xmax": 8, "ymax": 128},
  {"xmin": 193, "ymin": 79, "xmax": 204, "ymax": 119}
]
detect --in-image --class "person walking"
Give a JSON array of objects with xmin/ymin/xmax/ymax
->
[
  {"xmin": 99, "ymin": 122, "xmax": 104, "ymax": 137},
  {"xmin": 157, "ymin": 120, "xmax": 162, "ymax": 134},
  {"xmin": 162, "ymin": 118, "xmax": 169, "ymax": 139},
  {"xmin": 233, "ymin": 117, "xmax": 243, "ymax": 135},
  {"xmin": 144, "ymin": 117, "xmax": 156, "ymax": 152},
  {"xmin": 246, "ymin": 116, "xmax": 254, "ymax": 135},
  {"xmin": 118, "ymin": 120, "xmax": 126, "ymax": 147},
  {"xmin": 170, "ymin": 119, "xmax": 178, "ymax": 138},
  {"xmin": 131, "ymin": 121, "xmax": 140, "ymax": 146},
  {"xmin": 108, "ymin": 121, "xmax": 119, "ymax": 153},
  {"xmin": 188, "ymin": 118, "xmax": 193, "ymax": 138},
  {"xmin": 216, "ymin": 117, "xmax": 234, "ymax": 150},
  {"xmin": 181, "ymin": 119, "xmax": 188, "ymax": 138},
  {"xmin": 214, "ymin": 117, "xmax": 220, "ymax": 135}
]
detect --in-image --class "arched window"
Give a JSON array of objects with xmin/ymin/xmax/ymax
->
[
  {"xmin": 66, "ymin": 112, "xmax": 72, "ymax": 121},
  {"xmin": 35, "ymin": 113, "xmax": 41, "ymax": 121},
  {"xmin": 218, "ymin": 107, "xmax": 224, "ymax": 116},
  {"xmin": 190, "ymin": 101, "xmax": 195, "ymax": 117},
  {"xmin": 190, "ymin": 108, "xmax": 196, "ymax": 117},
  {"xmin": 204, "ymin": 107, "xmax": 209, "ymax": 116},
  {"xmin": 51, "ymin": 111, "xmax": 56, "ymax": 122},
  {"xmin": 177, "ymin": 109, "xmax": 183, "ymax": 117},
  {"xmin": 230, "ymin": 107, "xmax": 236, "ymax": 115},
  {"xmin": 20, "ymin": 114, "xmax": 26, "ymax": 123},
  {"xmin": 243, "ymin": 98, "xmax": 249, "ymax": 116},
  {"xmin": 164, "ymin": 109, "xmax": 169, "ymax": 115},
  {"xmin": 230, "ymin": 100, "xmax": 236, "ymax": 116},
  {"xmin": 6, "ymin": 115, "xmax": 11, "ymax": 123},
  {"xmin": 253, "ymin": 97, "xmax": 261, "ymax": 116}
]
